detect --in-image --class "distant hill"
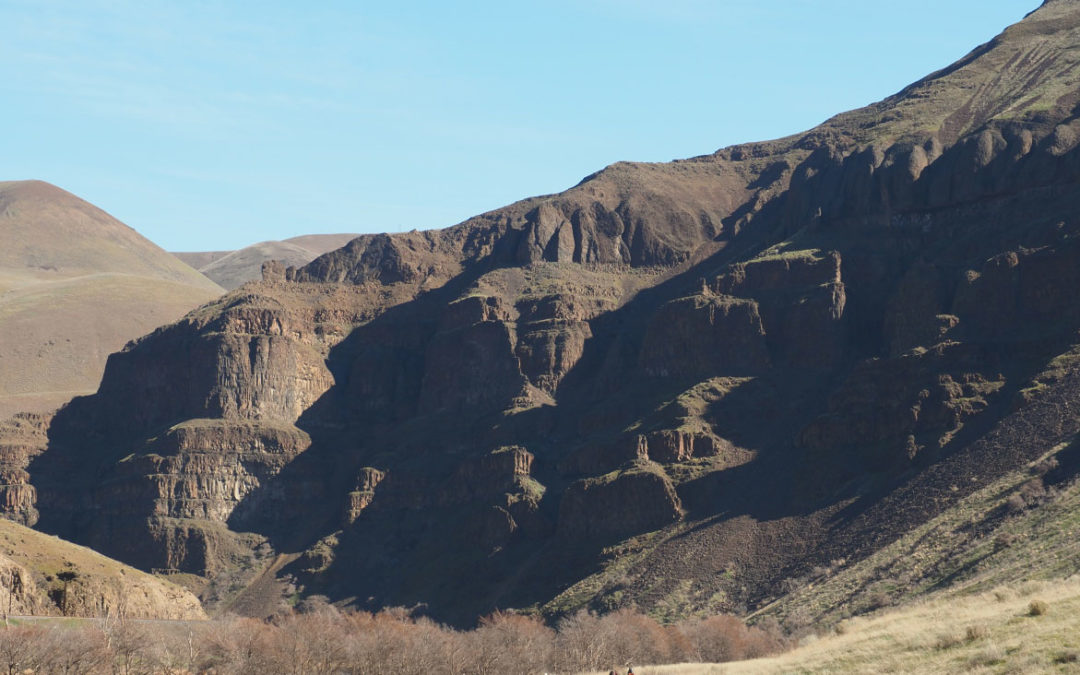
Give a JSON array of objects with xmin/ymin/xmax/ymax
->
[
  {"xmin": 174, "ymin": 233, "xmax": 360, "ymax": 290},
  {"xmin": 0, "ymin": 180, "xmax": 223, "ymax": 418}
]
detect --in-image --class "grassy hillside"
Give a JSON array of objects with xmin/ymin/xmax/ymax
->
[
  {"xmin": 0, "ymin": 274, "xmax": 221, "ymax": 417},
  {"xmin": 0, "ymin": 519, "xmax": 205, "ymax": 620},
  {"xmin": 0, "ymin": 181, "xmax": 219, "ymax": 288},
  {"xmin": 612, "ymin": 578, "xmax": 1079, "ymax": 673},
  {"xmin": 174, "ymin": 233, "xmax": 359, "ymax": 289},
  {"xmin": 0, "ymin": 180, "xmax": 223, "ymax": 417},
  {"xmin": 749, "ymin": 394, "xmax": 1080, "ymax": 631},
  {"xmin": 599, "ymin": 421, "xmax": 1080, "ymax": 672}
]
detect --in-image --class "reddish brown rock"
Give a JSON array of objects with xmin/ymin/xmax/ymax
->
[
  {"xmin": 639, "ymin": 430, "xmax": 720, "ymax": 463},
  {"xmin": 558, "ymin": 464, "xmax": 682, "ymax": 541},
  {"xmin": 12, "ymin": 2, "xmax": 1080, "ymax": 627},
  {"xmin": 639, "ymin": 294, "xmax": 770, "ymax": 378},
  {"xmin": 714, "ymin": 250, "xmax": 847, "ymax": 367},
  {"xmin": 0, "ymin": 413, "xmax": 51, "ymax": 526}
]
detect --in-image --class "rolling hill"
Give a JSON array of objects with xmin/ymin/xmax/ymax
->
[
  {"xmin": 0, "ymin": 180, "xmax": 223, "ymax": 419},
  {"xmin": 174, "ymin": 233, "xmax": 360, "ymax": 290}
]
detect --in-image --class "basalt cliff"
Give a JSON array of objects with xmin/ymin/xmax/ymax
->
[{"xmin": 6, "ymin": 0, "xmax": 1080, "ymax": 625}]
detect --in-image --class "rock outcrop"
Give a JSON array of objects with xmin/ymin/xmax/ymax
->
[
  {"xmin": 639, "ymin": 294, "xmax": 770, "ymax": 378},
  {"xmin": 0, "ymin": 414, "xmax": 49, "ymax": 526},
  {"xmin": 558, "ymin": 464, "xmax": 682, "ymax": 541},
  {"xmin": 0, "ymin": 553, "xmax": 43, "ymax": 616}
]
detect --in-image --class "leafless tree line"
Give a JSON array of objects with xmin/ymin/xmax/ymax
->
[{"xmin": 0, "ymin": 603, "xmax": 786, "ymax": 674}]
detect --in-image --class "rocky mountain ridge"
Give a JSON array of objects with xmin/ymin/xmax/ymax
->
[{"xmin": 5, "ymin": 0, "xmax": 1080, "ymax": 625}]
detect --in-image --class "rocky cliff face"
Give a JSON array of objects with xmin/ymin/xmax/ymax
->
[
  {"xmin": 6, "ymin": 0, "xmax": 1080, "ymax": 625},
  {"xmin": 0, "ymin": 414, "xmax": 49, "ymax": 526}
]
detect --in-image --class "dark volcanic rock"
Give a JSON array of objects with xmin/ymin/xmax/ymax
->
[
  {"xmin": 557, "ymin": 465, "xmax": 682, "ymax": 541},
  {"xmin": 639, "ymin": 294, "xmax": 770, "ymax": 378}
]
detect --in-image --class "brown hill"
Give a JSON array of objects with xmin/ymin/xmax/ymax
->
[
  {"xmin": 174, "ymin": 233, "xmax": 360, "ymax": 290},
  {"xmin": 0, "ymin": 181, "xmax": 223, "ymax": 418},
  {"xmin": 0, "ymin": 511, "xmax": 204, "ymax": 620},
  {"xmin": 8, "ymin": 0, "xmax": 1080, "ymax": 628}
]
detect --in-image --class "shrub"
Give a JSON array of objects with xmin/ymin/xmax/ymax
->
[
  {"xmin": 679, "ymin": 613, "xmax": 786, "ymax": 662},
  {"xmin": 865, "ymin": 591, "xmax": 892, "ymax": 611},
  {"xmin": 965, "ymin": 624, "xmax": 989, "ymax": 641},
  {"xmin": 993, "ymin": 587, "xmax": 1017, "ymax": 602},
  {"xmin": 1019, "ymin": 478, "xmax": 1047, "ymax": 503},
  {"xmin": 0, "ymin": 599, "xmax": 793, "ymax": 673},
  {"xmin": 1028, "ymin": 599, "xmax": 1049, "ymax": 616},
  {"xmin": 1005, "ymin": 494, "xmax": 1027, "ymax": 513},
  {"xmin": 0, "ymin": 624, "xmax": 48, "ymax": 674},
  {"xmin": 935, "ymin": 631, "xmax": 965, "ymax": 650},
  {"xmin": 993, "ymin": 532, "xmax": 1019, "ymax": 551},
  {"xmin": 40, "ymin": 624, "xmax": 109, "ymax": 674},
  {"xmin": 1055, "ymin": 650, "xmax": 1080, "ymax": 664},
  {"xmin": 467, "ymin": 611, "xmax": 555, "ymax": 674},
  {"xmin": 967, "ymin": 643, "xmax": 1006, "ymax": 668},
  {"xmin": 1032, "ymin": 457, "xmax": 1059, "ymax": 477}
]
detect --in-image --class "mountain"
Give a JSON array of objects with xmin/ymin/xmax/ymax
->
[
  {"xmin": 174, "ymin": 234, "xmax": 360, "ymax": 290},
  {"xmin": 6, "ymin": 0, "xmax": 1080, "ymax": 627},
  {"xmin": 0, "ymin": 181, "xmax": 224, "ymax": 419}
]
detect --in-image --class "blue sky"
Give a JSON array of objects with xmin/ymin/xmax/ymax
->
[{"xmin": 1, "ymin": 1, "xmax": 1036, "ymax": 251}]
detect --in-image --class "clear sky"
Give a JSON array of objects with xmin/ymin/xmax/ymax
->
[{"xmin": 0, "ymin": 0, "xmax": 1037, "ymax": 252}]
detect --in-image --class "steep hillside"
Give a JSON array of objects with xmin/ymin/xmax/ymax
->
[
  {"xmin": 7, "ymin": 0, "xmax": 1080, "ymax": 627},
  {"xmin": 644, "ymin": 577, "xmax": 1080, "ymax": 673},
  {"xmin": 0, "ymin": 181, "xmax": 223, "ymax": 418},
  {"xmin": 175, "ymin": 233, "xmax": 360, "ymax": 290},
  {"xmin": 0, "ymin": 517, "xmax": 205, "ymax": 620}
]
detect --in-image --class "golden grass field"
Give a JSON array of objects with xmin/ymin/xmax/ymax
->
[
  {"xmin": 580, "ymin": 577, "xmax": 1080, "ymax": 674},
  {"xmin": 0, "ymin": 272, "xmax": 221, "ymax": 418}
]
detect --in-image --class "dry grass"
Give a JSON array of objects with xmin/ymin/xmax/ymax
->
[
  {"xmin": 0, "ymin": 180, "xmax": 220, "ymax": 289},
  {"xmin": 0, "ymin": 273, "xmax": 220, "ymax": 417},
  {"xmin": 0, "ymin": 180, "xmax": 223, "ymax": 417},
  {"xmin": 591, "ymin": 578, "xmax": 1080, "ymax": 674},
  {"xmin": 0, "ymin": 519, "xmax": 206, "ymax": 620}
]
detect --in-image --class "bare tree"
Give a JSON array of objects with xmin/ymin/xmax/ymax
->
[
  {"xmin": 105, "ymin": 621, "xmax": 152, "ymax": 675},
  {"xmin": 0, "ymin": 624, "xmax": 46, "ymax": 675},
  {"xmin": 40, "ymin": 624, "xmax": 109, "ymax": 675},
  {"xmin": 556, "ymin": 609, "xmax": 614, "ymax": 673},
  {"xmin": 467, "ymin": 610, "xmax": 555, "ymax": 674}
]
